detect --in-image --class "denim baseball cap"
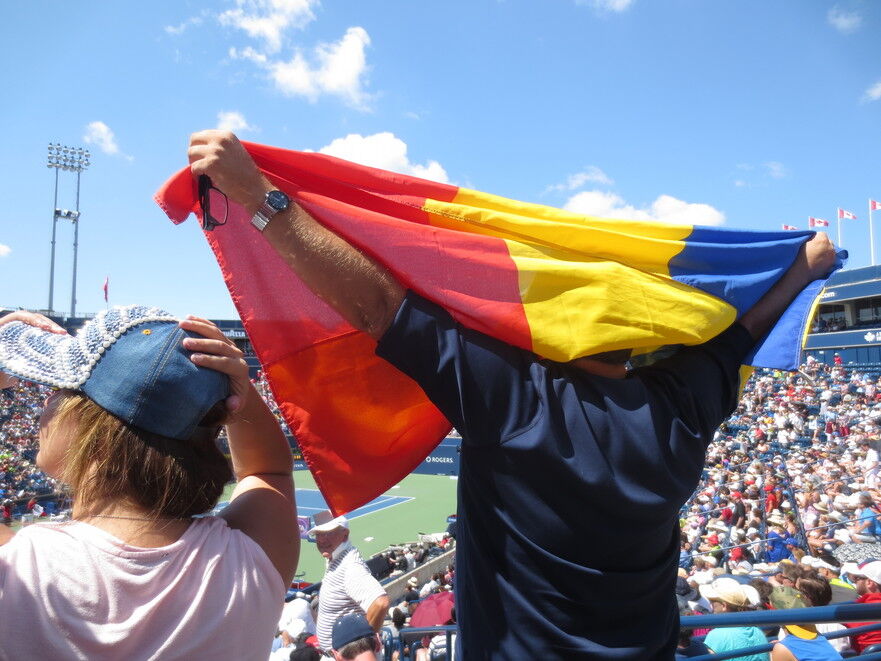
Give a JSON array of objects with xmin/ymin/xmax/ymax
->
[
  {"xmin": 332, "ymin": 612, "xmax": 374, "ymax": 650},
  {"xmin": 0, "ymin": 305, "xmax": 229, "ymax": 440}
]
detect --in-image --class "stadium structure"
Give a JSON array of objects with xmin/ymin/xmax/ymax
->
[{"xmin": 804, "ymin": 264, "xmax": 881, "ymax": 366}]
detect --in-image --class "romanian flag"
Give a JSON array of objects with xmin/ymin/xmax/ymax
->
[{"xmin": 156, "ymin": 141, "xmax": 843, "ymax": 515}]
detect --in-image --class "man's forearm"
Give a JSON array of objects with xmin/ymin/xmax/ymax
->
[
  {"xmin": 365, "ymin": 594, "xmax": 390, "ymax": 631},
  {"xmin": 739, "ymin": 234, "xmax": 836, "ymax": 342},
  {"xmin": 262, "ymin": 201, "xmax": 405, "ymax": 339},
  {"xmin": 187, "ymin": 131, "xmax": 405, "ymax": 340}
]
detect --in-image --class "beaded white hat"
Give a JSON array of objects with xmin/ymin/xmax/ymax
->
[
  {"xmin": 0, "ymin": 306, "xmax": 175, "ymax": 389},
  {"xmin": 0, "ymin": 305, "xmax": 229, "ymax": 440}
]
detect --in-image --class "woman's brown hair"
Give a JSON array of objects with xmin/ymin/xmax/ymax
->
[
  {"xmin": 797, "ymin": 576, "xmax": 833, "ymax": 607},
  {"xmin": 54, "ymin": 391, "xmax": 233, "ymax": 518}
]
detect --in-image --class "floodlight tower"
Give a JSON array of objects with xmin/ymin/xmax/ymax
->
[{"xmin": 47, "ymin": 144, "xmax": 90, "ymax": 316}]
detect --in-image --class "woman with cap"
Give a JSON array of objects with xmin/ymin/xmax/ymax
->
[
  {"xmin": 768, "ymin": 585, "xmax": 843, "ymax": 660},
  {"xmin": 0, "ymin": 307, "xmax": 299, "ymax": 660}
]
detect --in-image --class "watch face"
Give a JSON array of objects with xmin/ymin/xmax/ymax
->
[{"xmin": 266, "ymin": 190, "xmax": 290, "ymax": 212}]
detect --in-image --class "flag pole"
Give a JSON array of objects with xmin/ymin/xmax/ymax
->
[
  {"xmin": 871, "ymin": 199, "xmax": 877, "ymax": 266},
  {"xmin": 837, "ymin": 208, "xmax": 842, "ymax": 248}
]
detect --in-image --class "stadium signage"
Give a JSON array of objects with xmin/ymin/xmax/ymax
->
[
  {"xmin": 222, "ymin": 329, "xmax": 248, "ymax": 339},
  {"xmin": 821, "ymin": 291, "xmax": 836, "ymax": 299},
  {"xmin": 426, "ymin": 456, "xmax": 454, "ymax": 463}
]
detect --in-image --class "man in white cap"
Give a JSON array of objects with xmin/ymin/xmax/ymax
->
[
  {"xmin": 309, "ymin": 511, "xmax": 389, "ymax": 654},
  {"xmin": 841, "ymin": 561, "xmax": 881, "ymax": 653}
]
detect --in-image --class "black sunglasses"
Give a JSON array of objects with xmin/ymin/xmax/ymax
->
[{"xmin": 197, "ymin": 175, "xmax": 228, "ymax": 231}]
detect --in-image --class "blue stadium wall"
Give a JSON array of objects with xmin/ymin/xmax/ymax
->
[{"xmin": 804, "ymin": 264, "xmax": 881, "ymax": 366}]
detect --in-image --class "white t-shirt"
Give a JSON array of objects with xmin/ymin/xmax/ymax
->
[
  {"xmin": 0, "ymin": 516, "xmax": 284, "ymax": 660},
  {"xmin": 278, "ymin": 597, "xmax": 316, "ymax": 637}
]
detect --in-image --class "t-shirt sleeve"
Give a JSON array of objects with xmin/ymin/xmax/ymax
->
[
  {"xmin": 344, "ymin": 562, "xmax": 387, "ymax": 615},
  {"xmin": 376, "ymin": 292, "xmax": 540, "ymax": 445}
]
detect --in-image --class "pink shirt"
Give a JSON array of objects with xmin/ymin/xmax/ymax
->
[{"xmin": 0, "ymin": 516, "xmax": 284, "ymax": 660}]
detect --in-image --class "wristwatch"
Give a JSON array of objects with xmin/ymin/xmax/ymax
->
[{"xmin": 251, "ymin": 189, "xmax": 290, "ymax": 232}]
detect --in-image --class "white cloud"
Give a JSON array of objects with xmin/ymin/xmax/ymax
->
[
  {"xmin": 0, "ymin": 244, "xmax": 10, "ymax": 257},
  {"xmin": 318, "ymin": 132, "xmax": 449, "ymax": 183},
  {"xmin": 229, "ymin": 45, "xmax": 268, "ymax": 65},
  {"xmin": 546, "ymin": 167, "xmax": 613, "ymax": 193},
  {"xmin": 863, "ymin": 80, "xmax": 881, "ymax": 103},
  {"xmin": 576, "ymin": 0, "xmax": 634, "ymax": 12},
  {"xmin": 83, "ymin": 121, "xmax": 132, "ymax": 160},
  {"xmin": 732, "ymin": 160, "xmax": 786, "ymax": 186},
  {"xmin": 217, "ymin": 110, "xmax": 256, "ymax": 132},
  {"xmin": 828, "ymin": 5, "xmax": 862, "ymax": 33},
  {"xmin": 764, "ymin": 161, "xmax": 787, "ymax": 179},
  {"xmin": 165, "ymin": 15, "xmax": 204, "ymax": 35},
  {"xmin": 219, "ymin": 0, "xmax": 318, "ymax": 53},
  {"xmin": 564, "ymin": 190, "xmax": 725, "ymax": 226},
  {"xmin": 264, "ymin": 26, "xmax": 371, "ymax": 108}
]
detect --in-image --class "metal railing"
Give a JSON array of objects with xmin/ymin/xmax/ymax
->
[{"xmin": 383, "ymin": 603, "xmax": 881, "ymax": 660}]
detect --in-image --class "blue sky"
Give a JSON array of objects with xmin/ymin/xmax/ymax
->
[{"xmin": 1, "ymin": 0, "xmax": 879, "ymax": 319}]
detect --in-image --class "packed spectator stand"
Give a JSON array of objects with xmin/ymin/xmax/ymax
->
[{"xmin": 0, "ymin": 380, "xmax": 61, "ymax": 521}]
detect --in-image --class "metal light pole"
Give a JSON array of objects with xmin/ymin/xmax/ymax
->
[
  {"xmin": 46, "ymin": 144, "xmax": 90, "ymax": 316},
  {"xmin": 47, "ymin": 163, "xmax": 59, "ymax": 314}
]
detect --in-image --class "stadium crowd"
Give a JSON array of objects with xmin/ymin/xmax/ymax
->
[
  {"xmin": 0, "ymin": 379, "xmax": 57, "ymax": 507},
  {"xmin": 676, "ymin": 356, "xmax": 881, "ymax": 658}
]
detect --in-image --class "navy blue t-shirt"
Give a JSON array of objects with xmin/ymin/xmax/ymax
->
[{"xmin": 376, "ymin": 292, "xmax": 754, "ymax": 660}]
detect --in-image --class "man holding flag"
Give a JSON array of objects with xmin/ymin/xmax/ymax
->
[{"xmin": 186, "ymin": 130, "xmax": 837, "ymax": 660}]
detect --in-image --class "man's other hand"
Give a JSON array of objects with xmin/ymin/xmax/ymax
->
[{"xmin": 188, "ymin": 130, "xmax": 271, "ymax": 215}]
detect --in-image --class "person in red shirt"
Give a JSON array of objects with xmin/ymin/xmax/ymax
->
[{"xmin": 845, "ymin": 561, "xmax": 881, "ymax": 654}]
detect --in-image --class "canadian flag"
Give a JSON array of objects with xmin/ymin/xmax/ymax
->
[
  {"xmin": 871, "ymin": 200, "xmax": 881, "ymax": 212},
  {"xmin": 838, "ymin": 208, "xmax": 857, "ymax": 220},
  {"xmin": 809, "ymin": 217, "xmax": 829, "ymax": 228},
  {"xmin": 781, "ymin": 224, "xmax": 798, "ymax": 231},
  {"xmin": 103, "ymin": 276, "xmax": 109, "ymax": 302}
]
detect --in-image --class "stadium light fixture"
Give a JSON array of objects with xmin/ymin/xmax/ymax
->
[{"xmin": 46, "ymin": 143, "xmax": 89, "ymax": 316}]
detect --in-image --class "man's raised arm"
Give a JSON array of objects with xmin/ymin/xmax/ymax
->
[
  {"xmin": 738, "ymin": 232, "xmax": 836, "ymax": 342},
  {"xmin": 187, "ymin": 130, "xmax": 405, "ymax": 339}
]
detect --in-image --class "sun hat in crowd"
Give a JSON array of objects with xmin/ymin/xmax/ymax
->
[
  {"xmin": 308, "ymin": 510, "xmax": 349, "ymax": 534},
  {"xmin": 699, "ymin": 578, "xmax": 760, "ymax": 608},
  {"xmin": 768, "ymin": 586, "xmax": 817, "ymax": 637},
  {"xmin": 332, "ymin": 612, "xmax": 374, "ymax": 650},
  {"xmin": 769, "ymin": 585, "xmax": 807, "ymax": 611},
  {"xmin": 408, "ymin": 577, "xmax": 419, "ymax": 587},
  {"xmin": 0, "ymin": 306, "xmax": 229, "ymax": 441},
  {"xmin": 813, "ymin": 558, "xmax": 838, "ymax": 572}
]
